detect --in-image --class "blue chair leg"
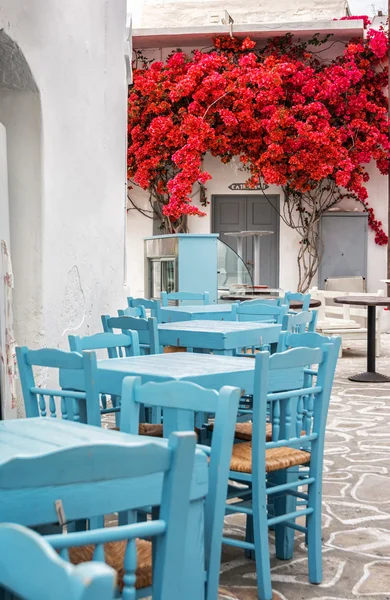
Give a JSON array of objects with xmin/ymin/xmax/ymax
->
[
  {"xmin": 252, "ymin": 485, "xmax": 273, "ymax": 600},
  {"xmin": 272, "ymin": 468, "xmax": 297, "ymax": 560},
  {"xmin": 112, "ymin": 395, "xmax": 120, "ymax": 428},
  {"xmin": 119, "ymin": 510, "xmax": 138, "ymax": 526},
  {"xmin": 307, "ymin": 475, "xmax": 322, "ymax": 584},
  {"xmin": 245, "ymin": 514, "xmax": 255, "ymax": 560},
  {"xmin": 89, "ymin": 516, "xmax": 105, "ymax": 530}
]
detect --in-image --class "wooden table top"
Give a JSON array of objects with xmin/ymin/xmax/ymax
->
[{"xmin": 334, "ymin": 296, "xmax": 390, "ymax": 306}]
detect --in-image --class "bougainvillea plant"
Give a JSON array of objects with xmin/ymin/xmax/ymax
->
[{"xmin": 128, "ymin": 21, "xmax": 389, "ymax": 291}]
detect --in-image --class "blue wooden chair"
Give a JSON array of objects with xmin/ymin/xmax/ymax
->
[
  {"xmin": 68, "ymin": 332, "xmax": 140, "ymax": 428},
  {"xmin": 160, "ymin": 291, "xmax": 210, "ymax": 306},
  {"xmin": 102, "ymin": 315, "xmax": 160, "ymax": 355},
  {"xmin": 235, "ymin": 332, "xmax": 341, "ymax": 442},
  {"xmin": 0, "ymin": 523, "xmax": 116, "ymax": 600},
  {"xmin": 120, "ymin": 377, "xmax": 241, "ymax": 600},
  {"xmin": 224, "ymin": 343, "xmax": 339, "ymax": 600},
  {"xmin": 283, "ymin": 310, "xmax": 318, "ymax": 334},
  {"xmin": 127, "ymin": 297, "xmax": 162, "ymax": 323},
  {"xmin": 16, "ymin": 347, "xmax": 101, "ymax": 427},
  {"xmin": 233, "ymin": 300, "xmax": 288, "ymax": 324},
  {"xmin": 118, "ymin": 305, "xmax": 147, "ymax": 318},
  {"xmin": 3, "ymin": 431, "xmax": 197, "ymax": 600},
  {"xmin": 283, "ymin": 291, "xmax": 311, "ymax": 312}
]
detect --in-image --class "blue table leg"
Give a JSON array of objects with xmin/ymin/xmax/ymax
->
[
  {"xmin": 272, "ymin": 467, "xmax": 297, "ymax": 560},
  {"xmin": 181, "ymin": 498, "xmax": 206, "ymax": 600}
]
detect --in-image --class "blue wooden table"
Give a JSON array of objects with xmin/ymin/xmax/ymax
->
[
  {"xmin": 158, "ymin": 320, "xmax": 281, "ymax": 355},
  {"xmin": 0, "ymin": 418, "xmax": 208, "ymax": 600},
  {"xmin": 60, "ymin": 352, "xmax": 256, "ymax": 396},
  {"xmin": 160, "ymin": 303, "xmax": 237, "ymax": 323}
]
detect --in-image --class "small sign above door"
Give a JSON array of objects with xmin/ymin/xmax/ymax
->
[{"xmin": 228, "ymin": 183, "xmax": 269, "ymax": 191}]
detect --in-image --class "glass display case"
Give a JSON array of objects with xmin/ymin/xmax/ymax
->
[{"xmin": 217, "ymin": 239, "xmax": 253, "ymax": 297}]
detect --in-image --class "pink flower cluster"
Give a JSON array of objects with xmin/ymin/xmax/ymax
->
[{"xmin": 128, "ymin": 29, "xmax": 389, "ymax": 243}]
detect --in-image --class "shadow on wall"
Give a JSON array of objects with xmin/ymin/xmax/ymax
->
[{"xmin": 0, "ymin": 30, "xmax": 43, "ymax": 349}]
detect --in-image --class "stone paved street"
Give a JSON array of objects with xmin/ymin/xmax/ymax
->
[{"xmin": 219, "ymin": 336, "xmax": 390, "ymax": 600}]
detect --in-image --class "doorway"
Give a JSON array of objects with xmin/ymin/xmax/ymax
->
[{"xmin": 212, "ymin": 195, "xmax": 280, "ymax": 288}]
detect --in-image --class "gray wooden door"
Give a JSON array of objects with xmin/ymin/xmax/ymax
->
[
  {"xmin": 212, "ymin": 195, "xmax": 280, "ymax": 288},
  {"xmin": 318, "ymin": 212, "xmax": 368, "ymax": 288}
]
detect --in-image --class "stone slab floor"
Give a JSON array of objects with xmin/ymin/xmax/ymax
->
[{"xmin": 219, "ymin": 336, "xmax": 390, "ymax": 600}]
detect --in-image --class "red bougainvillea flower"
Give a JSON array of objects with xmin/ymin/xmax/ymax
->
[{"xmin": 128, "ymin": 23, "xmax": 389, "ymax": 242}]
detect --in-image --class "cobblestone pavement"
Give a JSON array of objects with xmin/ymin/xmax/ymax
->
[{"xmin": 219, "ymin": 337, "xmax": 390, "ymax": 600}]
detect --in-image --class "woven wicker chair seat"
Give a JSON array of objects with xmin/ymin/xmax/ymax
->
[
  {"xmin": 138, "ymin": 423, "xmax": 164, "ymax": 437},
  {"xmin": 208, "ymin": 421, "xmax": 272, "ymax": 442},
  {"xmin": 163, "ymin": 346, "xmax": 187, "ymax": 353},
  {"xmin": 110, "ymin": 424, "xmax": 163, "ymax": 437},
  {"xmin": 234, "ymin": 422, "xmax": 272, "ymax": 442},
  {"xmin": 112, "ymin": 424, "xmax": 200, "ymax": 439},
  {"xmin": 230, "ymin": 441, "xmax": 310, "ymax": 474},
  {"xmin": 69, "ymin": 539, "xmax": 152, "ymax": 591}
]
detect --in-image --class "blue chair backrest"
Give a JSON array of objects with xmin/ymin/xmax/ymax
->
[
  {"xmin": 282, "ymin": 310, "xmax": 318, "ymax": 334},
  {"xmin": 102, "ymin": 315, "xmax": 159, "ymax": 355},
  {"xmin": 277, "ymin": 331, "xmax": 341, "ymax": 354},
  {"xmin": 118, "ymin": 305, "xmax": 146, "ymax": 318},
  {"xmin": 120, "ymin": 377, "xmax": 240, "ymax": 600},
  {"xmin": 127, "ymin": 297, "xmax": 162, "ymax": 323},
  {"xmin": 253, "ymin": 343, "xmax": 339, "ymax": 470},
  {"xmin": 160, "ymin": 291, "xmax": 210, "ymax": 307},
  {"xmin": 0, "ymin": 523, "xmax": 116, "ymax": 600},
  {"xmin": 16, "ymin": 347, "xmax": 101, "ymax": 427},
  {"xmin": 2, "ymin": 431, "xmax": 197, "ymax": 600},
  {"xmin": 234, "ymin": 299, "xmax": 288, "ymax": 324},
  {"xmin": 69, "ymin": 331, "xmax": 140, "ymax": 359},
  {"xmin": 283, "ymin": 291, "xmax": 311, "ymax": 311},
  {"xmin": 242, "ymin": 297, "xmax": 281, "ymax": 306}
]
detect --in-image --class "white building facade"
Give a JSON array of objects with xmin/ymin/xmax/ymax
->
[
  {"xmin": 0, "ymin": 0, "xmax": 129, "ymax": 417},
  {"xmin": 127, "ymin": 7, "xmax": 388, "ymax": 302}
]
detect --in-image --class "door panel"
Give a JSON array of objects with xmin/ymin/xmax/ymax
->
[
  {"xmin": 212, "ymin": 195, "xmax": 246, "ymax": 255},
  {"xmin": 246, "ymin": 196, "xmax": 279, "ymax": 288},
  {"xmin": 212, "ymin": 195, "xmax": 279, "ymax": 288},
  {"xmin": 319, "ymin": 213, "xmax": 367, "ymax": 288}
]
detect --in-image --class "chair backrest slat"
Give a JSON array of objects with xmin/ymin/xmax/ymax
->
[
  {"xmin": 161, "ymin": 291, "xmax": 210, "ymax": 306},
  {"xmin": 235, "ymin": 300, "xmax": 288, "ymax": 324},
  {"xmin": 0, "ymin": 440, "xmax": 173, "ymax": 488},
  {"xmin": 25, "ymin": 348, "xmax": 85, "ymax": 369},
  {"xmin": 69, "ymin": 331, "xmax": 140, "ymax": 359},
  {"xmin": 118, "ymin": 305, "xmax": 147, "ymax": 318}
]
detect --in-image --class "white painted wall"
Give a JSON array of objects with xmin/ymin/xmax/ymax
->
[
  {"xmin": 133, "ymin": 0, "xmax": 349, "ymax": 28},
  {"xmin": 0, "ymin": 0, "xmax": 128, "ymax": 364},
  {"xmin": 0, "ymin": 123, "xmax": 17, "ymax": 419},
  {"xmin": 0, "ymin": 91, "xmax": 43, "ymax": 351}
]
